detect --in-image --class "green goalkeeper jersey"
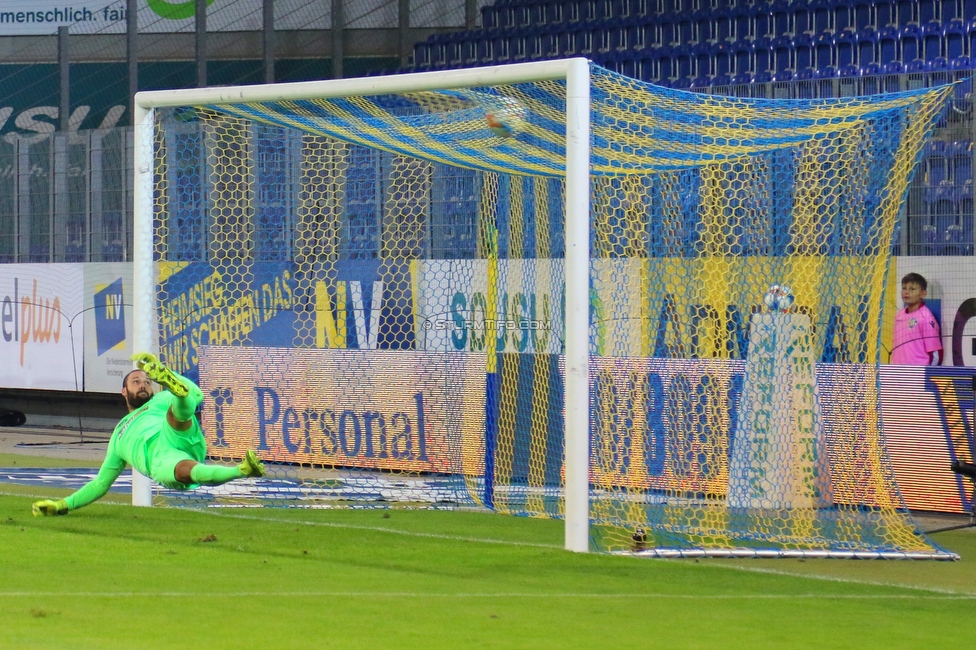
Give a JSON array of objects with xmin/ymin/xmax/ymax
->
[{"xmin": 64, "ymin": 392, "xmax": 207, "ymax": 510}]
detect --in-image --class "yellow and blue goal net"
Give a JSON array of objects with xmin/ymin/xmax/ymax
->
[{"xmin": 146, "ymin": 62, "xmax": 957, "ymax": 558}]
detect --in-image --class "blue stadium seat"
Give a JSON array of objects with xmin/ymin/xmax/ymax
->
[
  {"xmin": 731, "ymin": 5, "xmax": 752, "ymax": 40},
  {"xmin": 811, "ymin": 0, "xmax": 833, "ymax": 33},
  {"xmin": 814, "ymin": 31, "xmax": 834, "ymax": 70},
  {"xmin": 710, "ymin": 40, "xmax": 734, "ymax": 75},
  {"xmin": 967, "ymin": 17, "xmax": 976, "ymax": 56},
  {"xmin": 859, "ymin": 62, "xmax": 882, "ymax": 94},
  {"xmin": 852, "ymin": 0, "xmax": 873, "ymax": 29},
  {"xmin": 951, "ymin": 54, "xmax": 973, "ymax": 69},
  {"xmin": 817, "ymin": 64, "xmax": 839, "ymax": 78},
  {"xmin": 879, "ymin": 25, "xmax": 900, "ymax": 63},
  {"xmin": 772, "ymin": 35, "xmax": 792, "ymax": 72},
  {"xmin": 945, "ymin": 18, "xmax": 967, "ymax": 59},
  {"xmin": 856, "ymin": 26, "xmax": 878, "ymax": 65},
  {"xmin": 874, "ymin": 0, "xmax": 896, "ymax": 27},
  {"xmin": 924, "ymin": 140, "xmax": 948, "ymax": 205},
  {"xmin": 711, "ymin": 71, "xmax": 733, "ymax": 86},
  {"xmin": 900, "ymin": 23, "xmax": 922, "ymax": 62},
  {"xmin": 772, "ymin": 68, "xmax": 795, "ymax": 82},
  {"xmin": 753, "ymin": 5, "xmax": 772, "ymax": 39},
  {"xmin": 917, "ymin": 0, "xmax": 938, "ymax": 23},
  {"xmin": 882, "ymin": 59, "xmax": 905, "ymax": 73},
  {"xmin": 712, "ymin": 5, "xmax": 733, "ymax": 41},
  {"xmin": 770, "ymin": 0, "xmax": 792, "ymax": 35},
  {"xmin": 752, "ymin": 36, "xmax": 772, "ymax": 75},
  {"xmin": 897, "ymin": 0, "xmax": 917, "ymax": 24},
  {"xmin": 672, "ymin": 75, "xmax": 693, "ymax": 89},
  {"xmin": 859, "ymin": 61, "xmax": 882, "ymax": 76},
  {"xmin": 950, "ymin": 140, "xmax": 973, "ymax": 185},
  {"xmin": 792, "ymin": 32, "xmax": 814, "ymax": 69},
  {"xmin": 691, "ymin": 73, "xmax": 714, "ymax": 89},
  {"xmin": 834, "ymin": 29, "xmax": 856, "ymax": 68},
  {"xmin": 732, "ymin": 38, "xmax": 752, "ymax": 73},
  {"xmin": 838, "ymin": 62, "xmax": 859, "ymax": 76},
  {"xmin": 922, "ymin": 20, "xmax": 944, "ymax": 60},
  {"xmin": 905, "ymin": 57, "xmax": 927, "ymax": 73},
  {"xmin": 731, "ymin": 70, "xmax": 753, "ymax": 85},
  {"xmin": 793, "ymin": 0, "xmax": 812, "ymax": 34}
]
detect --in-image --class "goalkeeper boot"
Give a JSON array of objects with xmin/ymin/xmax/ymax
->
[
  {"xmin": 32, "ymin": 499, "xmax": 68, "ymax": 517},
  {"xmin": 131, "ymin": 352, "xmax": 189, "ymax": 398},
  {"xmin": 238, "ymin": 449, "xmax": 266, "ymax": 478}
]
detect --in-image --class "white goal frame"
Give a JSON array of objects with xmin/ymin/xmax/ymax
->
[{"xmin": 131, "ymin": 58, "xmax": 593, "ymax": 553}]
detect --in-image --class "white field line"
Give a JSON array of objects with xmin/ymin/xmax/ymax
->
[
  {"xmin": 194, "ymin": 509, "xmax": 563, "ymax": 549},
  {"xmin": 0, "ymin": 592, "xmax": 973, "ymax": 600},
  {"xmin": 5, "ymin": 493, "xmax": 973, "ymax": 598}
]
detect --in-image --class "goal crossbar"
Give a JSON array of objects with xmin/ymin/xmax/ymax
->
[{"xmin": 131, "ymin": 58, "xmax": 593, "ymax": 553}]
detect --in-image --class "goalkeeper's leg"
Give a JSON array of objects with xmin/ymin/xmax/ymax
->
[
  {"xmin": 173, "ymin": 451, "xmax": 266, "ymax": 486},
  {"xmin": 131, "ymin": 352, "xmax": 201, "ymax": 422}
]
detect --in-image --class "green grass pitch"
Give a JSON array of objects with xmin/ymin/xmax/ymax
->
[{"xmin": 0, "ymin": 458, "xmax": 973, "ymax": 649}]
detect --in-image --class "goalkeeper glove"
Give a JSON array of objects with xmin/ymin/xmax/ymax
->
[{"xmin": 32, "ymin": 499, "xmax": 68, "ymax": 517}]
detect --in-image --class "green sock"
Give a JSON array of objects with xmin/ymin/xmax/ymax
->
[
  {"xmin": 171, "ymin": 371, "xmax": 204, "ymax": 422},
  {"xmin": 190, "ymin": 464, "xmax": 243, "ymax": 486}
]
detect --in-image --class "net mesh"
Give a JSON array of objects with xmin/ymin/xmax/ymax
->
[{"xmin": 149, "ymin": 63, "xmax": 956, "ymax": 557}]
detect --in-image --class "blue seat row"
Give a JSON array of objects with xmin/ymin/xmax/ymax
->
[
  {"xmin": 482, "ymin": 0, "xmax": 976, "ymax": 39},
  {"xmin": 414, "ymin": 22, "xmax": 976, "ymax": 77}
]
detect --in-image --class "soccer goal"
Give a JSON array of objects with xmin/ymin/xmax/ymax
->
[{"xmin": 133, "ymin": 58, "xmax": 958, "ymax": 559}]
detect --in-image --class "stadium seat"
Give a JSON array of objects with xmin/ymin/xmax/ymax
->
[
  {"xmin": 752, "ymin": 36, "xmax": 772, "ymax": 75},
  {"xmin": 897, "ymin": 0, "xmax": 917, "ymax": 24},
  {"xmin": 922, "ymin": 20, "xmax": 944, "ymax": 61},
  {"xmin": 874, "ymin": 0, "xmax": 896, "ymax": 27},
  {"xmin": 811, "ymin": 0, "xmax": 833, "ymax": 33},
  {"xmin": 859, "ymin": 61, "xmax": 882, "ymax": 76},
  {"xmin": 950, "ymin": 140, "xmax": 973, "ymax": 185},
  {"xmin": 945, "ymin": 18, "xmax": 967, "ymax": 59},
  {"xmin": 710, "ymin": 40, "xmax": 734, "ymax": 75},
  {"xmin": 906, "ymin": 57, "xmax": 927, "ymax": 73},
  {"xmin": 770, "ymin": 0, "xmax": 792, "ymax": 35},
  {"xmin": 968, "ymin": 17, "xmax": 976, "ymax": 57},
  {"xmin": 772, "ymin": 35, "xmax": 792, "ymax": 72},
  {"xmin": 731, "ymin": 70, "xmax": 753, "ymax": 85},
  {"xmin": 732, "ymin": 38, "xmax": 752, "ymax": 73},
  {"xmin": 879, "ymin": 25, "xmax": 900, "ymax": 63},
  {"xmin": 917, "ymin": 0, "xmax": 938, "ymax": 23},
  {"xmin": 711, "ymin": 71, "xmax": 733, "ymax": 86},
  {"xmin": 772, "ymin": 68, "xmax": 795, "ymax": 82},
  {"xmin": 852, "ymin": 0, "xmax": 873, "ymax": 29},
  {"xmin": 856, "ymin": 27, "xmax": 878, "ymax": 65},
  {"xmin": 900, "ymin": 23, "xmax": 922, "ymax": 63},
  {"xmin": 813, "ymin": 31, "xmax": 834, "ymax": 70},
  {"xmin": 793, "ymin": 31, "xmax": 814, "ymax": 69},
  {"xmin": 924, "ymin": 140, "xmax": 948, "ymax": 204},
  {"xmin": 792, "ymin": 0, "xmax": 812, "ymax": 34},
  {"xmin": 691, "ymin": 73, "xmax": 714, "ymax": 89},
  {"xmin": 834, "ymin": 29, "xmax": 856, "ymax": 68},
  {"xmin": 731, "ymin": 5, "xmax": 752, "ymax": 40}
]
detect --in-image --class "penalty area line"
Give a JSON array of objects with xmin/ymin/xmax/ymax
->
[
  {"xmin": 193, "ymin": 510, "xmax": 564, "ymax": 550},
  {"xmin": 0, "ymin": 592, "xmax": 973, "ymax": 600},
  {"xmin": 683, "ymin": 561, "xmax": 976, "ymax": 597}
]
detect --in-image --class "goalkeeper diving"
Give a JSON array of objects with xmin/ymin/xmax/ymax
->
[{"xmin": 33, "ymin": 353, "xmax": 265, "ymax": 516}]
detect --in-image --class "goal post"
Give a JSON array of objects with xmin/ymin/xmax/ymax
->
[
  {"xmin": 132, "ymin": 59, "xmax": 594, "ymax": 553},
  {"xmin": 132, "ymin": 58, "xmax": 959, "ymax": 559}
]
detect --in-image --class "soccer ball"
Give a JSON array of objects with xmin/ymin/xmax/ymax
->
[
  {"xmin": 763, "ymin": 284, "xmax": 794, "ymax": 311},
  {"xmin": 485, "ymin": 96, "xmax": 526, "ymax": 138}
]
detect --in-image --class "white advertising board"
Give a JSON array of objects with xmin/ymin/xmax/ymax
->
[
  {"xmin": 83, "ymin": 263, "xmax": 134, "ymax": 393},
  {"xmin": 0, "ymin": 264, "xmax": 84, "ymax": 390}
]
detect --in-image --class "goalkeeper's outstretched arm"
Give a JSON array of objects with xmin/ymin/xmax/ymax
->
[{"xmin": 32, "ymin": 450, "xmax": 126, "ymax": 516}]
